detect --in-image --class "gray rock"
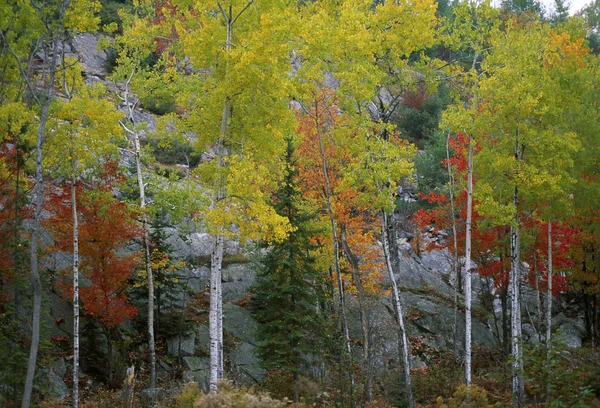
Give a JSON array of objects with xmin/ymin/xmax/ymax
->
[
  {"xmin": 48, "ymin": 371, "xmax": 69, "ymax": 400},
  {"xmin": 53, "ymin": 358, "xmax": 67, "ymax": 378},
  {"xmin": 34, "ymin": 367, "xmax": 69, "ymax": 401},
  {"xmin": 61, "ymin": 33, "xmax": 112, "ymax": 78},
  {"xmin": 183, "ymin": 356, "xmax": 210, "ymax": 390},
  {"xmin": 229, "ymin": 342, "xmax": 266, "ymax": 385},
  {"xmin": 188, "ymin": 232, "xmax": 214, "ymax": 257},
  {"xmin": 195, "ymin": 324, "xmax": 210, "ymax": 355},
  {"xmin": 395, "ymin": 253, "xmax": 454, "ymax": 299},
  {"xmin": 168, "ymin": 333, "xmax": 196, "ymax": 357},
  {"xmin": 223, "ymin": 303, "xmax": 259, "ymax": 345},
  {"xmin": 222, "ymin": 264, "xmax": 255, "ymax": 303},
  {"xmin": 553, "ymin": 313, "xmax": 585, "ymax": 348}
]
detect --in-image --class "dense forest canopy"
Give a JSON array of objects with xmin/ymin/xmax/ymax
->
[{"xmin": 1, "ymin": 0, "xmax": 600, "ymax": 406}]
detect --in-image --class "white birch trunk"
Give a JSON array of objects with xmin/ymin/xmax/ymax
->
[
  {"xmin": 340, "ymin": 226, "xmax": 372, "ymax": 402},
  {"xmin": 446, "ymin": 133, "xmax": 460, "ymax": 356},
  {"xmin": 209, "ymin": 234, "xmax": 224, "ymax": 392},
  {"xmin": 465, "ymin": 139, "xmax": 473, "ymax": 387},
  {"xmin": 21, "ymin": 3, "xmax": 71, "ymax": 403},
  {"xmin": 545, "ymin": 219, "xmax": 553, "ymax": 404},
  {"xmin": 133, "ymin": 130, "xmax": 156, "ymax": 391},
  {"xmin": 121, "ymin": 70, "xmax": 156, "ymax": 392},
  {"xmin": 510, "ymin": 189, "xmax": 524, "ymax": 406},
  {"xmin": 382, "ymin": 214, "xmax": 414, "ymax": 408},
  {"xmin": 71, "ymin": 176, "xmax": 80, "ymax": 408},
  {"xmin": 310, "ymin": 99, "xmax": 355, "ymax": 407}
]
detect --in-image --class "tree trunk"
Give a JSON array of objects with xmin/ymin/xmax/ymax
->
[
  {"xmin": 71, "ymin": 176, "xmax": 80, "ymax": 408},
  {"xmin": 446, "ymin": 132, "xmax": 460, "ymax": 356},
  {"xmin": 464, "ymin": 138, "xmax": 473, "ymax": 387},
  {"xmin": 382, "ymin": 213, "xmax": 414, "ymax": 408},
  {"xmin": 313, "ymin": 100, "xmax": 355, "ymax": 408},
  {"xmin": 545, "ymin": 219, "xmax": 553, "ymax": 404},
  {"xmin": 209, "ymin": 235, "xmax": 224, "ymax": 392},
  {"xmin": 340, "ymin": 225, "xmax": 372, "ymax": 403},
  {"xmin": 510, "ymin": 195, "xmax": 524, "ymax": 406},
  {"xmin": 22, "ymin": 2, "xmax": 71, "ymax": 401}
]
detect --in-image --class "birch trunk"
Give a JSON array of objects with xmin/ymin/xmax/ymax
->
[
  {"xmin": 314, "ymin": 102, "xmax": 355, "ymax": 408},
  {"xmin": 545, "ymin": 219, "xmax": 553, "ymax": 404},
  {"xmin": 464, "ymin": 138, "xmax": 473, "ymax": 387},
  {"xmin": 340, "ymin": 226, "xmax": 372, "ymax": 402},
  {"xmin": 209, "ymin": 234, "xmax": 224, "ymax": 392},
  {"xmin": 71, "ymin": 176, "xmax": 80, "ymax": 408},
  {"xmin": 446, "ymin": 133, "xmax": 460, "ymax": 356},
  {"xmin": 121, "ymin": 70, "xmax": 156, "ymax": 392},
  {"xmin": 22, "ymin": 3, "xmax": 70, "ymax": 403},
  {"xmin": 510, "ymin": 188, "xmax": 524, "ymax": 406},
  {"xmin": 382, "ymin": 213, "xmax": 414, "ymax": 408},
  {"xmin": 134, "ymin": 133, "xmax": 156, "ymax": 392}
]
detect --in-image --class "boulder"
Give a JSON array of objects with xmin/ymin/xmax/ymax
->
[
  {"xmin": 69, "ymin": 33, "xmax": 111, "ymax": 78},
  {"xmin": 223, "ymin": 303, "xmax": 259, "ymax": 345},
  {"xmin": 553, "ymin": 313, "xmax": 585, "ymax": 348},
  {"xmin": 168, "ymin": 333, "xmax": 196, "ymax": 357},
  {"xmin": 229, "ymin": 342, "xmax": 266, "ymax": 385},
  {"xmin": 222, "ymin": 263, "xmax": 255, "ymax": 303},
  {"xmin": 183, "ymin": 356, "xmax": 210, "ymax": 390}
]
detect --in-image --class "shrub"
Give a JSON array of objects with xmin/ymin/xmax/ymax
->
[
  {"xmin": 175, "ymin": 382, "xmax": 200, "ymax": 408},
  {"xmin": 193, "ymin": 381, "xmax": 294, "ymax": 408},
  {"xmin": 434, "ymin": 384, "xmax": 492, "ymax": 408}
]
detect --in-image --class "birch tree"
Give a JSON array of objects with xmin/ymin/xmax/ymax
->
[
  {"xmin": 0, "ymin": 1, "xmax": 99, "ymax": 405},
  {"xmin": 171, "ymin": 0, "xmax": 297, "ymax": 391}
]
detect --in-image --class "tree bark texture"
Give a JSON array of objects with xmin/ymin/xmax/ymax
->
[
  {"xmin": 464, "ymin": 139, "xmax": 473, "ymax": 387},
  {"xmin": 382, "ymin": 213, "xmax": 414, "ymax": 408}
]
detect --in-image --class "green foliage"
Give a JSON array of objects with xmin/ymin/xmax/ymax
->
[
  {"xmin": 251, "ymin": 139, "xmax": 326, "ymax": 375},
  {"xmin": 524, "ymin": 334, "xmax": 598, "ymax": 407},
  {"xmin": 392, "ymin": 84, "xmax": 451, "ymax": 148},
  {"xmin": 414, "ymin": 131, "xmax": 452, "ymax": 197},
  {"xmin": 97, "ymin": 0, "xmax": 133, "ymax": 32}
]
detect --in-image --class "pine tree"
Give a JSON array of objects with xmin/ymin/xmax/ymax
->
[{"xmin": 251, "ymin": 138, "xmax": 325, "ymax": 403}]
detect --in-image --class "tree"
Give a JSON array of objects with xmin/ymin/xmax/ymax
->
[
  {"xmin": 46, "ymin": 69, "xmax": 123, "ymax": 406},
  {"xmin": 0, "ymin": 0, "xmax": 100, "ymax": 404},
  {"xmin": 170, "ymin": 0, "xmax": 296, "ymax": 391},
  {"xmin": 251, "ymin": 138, "xmax": 325, "ymax": 403},
  {"xmin": 443, "ymin": 21, "xmax": 593, "ymax": 405},
  {"xmin": 45, "ymin": 163, "xmax": 142, "ymax": 382}
]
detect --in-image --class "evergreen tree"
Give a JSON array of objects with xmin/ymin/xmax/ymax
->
[{"xmin": 251, "ymin": 138, "xmax": 325, "ymax": 403}]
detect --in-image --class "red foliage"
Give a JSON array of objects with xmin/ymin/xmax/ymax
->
[
  {"xmin": 522, "ymin": 215, "xmax": 579, "ymax": 297},
  {"xmin": 413, "ymin": 133, "xmax": 511, "ymax": 289},
  {"xmin": 44, "ymin": 163, "xmax": 141, "ymax": 328}
]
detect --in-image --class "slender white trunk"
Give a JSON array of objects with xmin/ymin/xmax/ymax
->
[
  {"xmin": 446, "ymin": 133, "xmax": 460, "ymax": 356},
  {"xmin": 545, "ymin": 219, "xmax": 553, "ymax": 404},
  {"xmin": 310, "ymin": 99, "xmax": 355, "ymax": 407},
  {"xmin": 134, "ymin": 131, "xmax": 156, "ymax": 391},
  {"xmin": 209, "ymin": 234, "xmax": 224, "ymax": 392},
  {"xmin": 382, "ymin": 214, "xmax": 414, "ymax": 408},
  {"xmin": 122, "ymin": 69, "xmax": 156, "ymax": 392},
  {"xmin": 510, "ymin": 191, "xmax": 523, "ymax": 406},
  {"xmin": 340, "ymin": 226, "xmax": 372, "ymax": 402},
  {"xmin": 534, "ymin": 249, "xmax": 542, "ymax": 342},
  {"xmin": 71, "ymin": 176, "xmax": 79, "ymax": 408},
  {"xmin": 464, "ymin": 138, "xmax": 473, "ymax": 387},
  {"xmin": 22, "ymin": 3, "xmax": 71, "ymax": 402}
]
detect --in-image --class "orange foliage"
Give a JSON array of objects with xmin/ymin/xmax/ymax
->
[{"xmin": 295, "ymin": 90, "xmax": 384, "ymax": 295}]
